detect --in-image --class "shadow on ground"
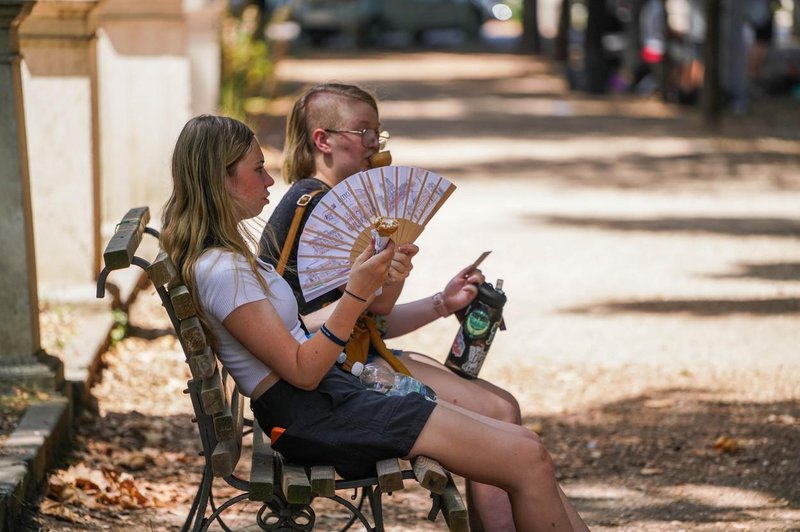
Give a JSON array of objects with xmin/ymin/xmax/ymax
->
[{"xmin": 536, "ymin": 389, "xmax": 799, "ymax": 527}]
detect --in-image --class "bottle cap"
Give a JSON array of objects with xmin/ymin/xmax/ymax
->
[
  {"xmin": 350, "ymin": 361, "xmax": 364, "ymax": 377},
  {"xmin": 337, "ymin": 352, "xmax": 347, "ymax": 364}
]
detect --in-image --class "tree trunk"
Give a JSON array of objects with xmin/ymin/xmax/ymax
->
[
  {"xmin": 521, "ymin": 0, "xmax": 542, "ymax": 54},
  {"xmin": 624, "ymin": 0, "xmax": 644, "ymax": 87},
  {"xmin": 585, "ymin": 0, "xmax": 608, "ymax": 93},
  {"xmin": 702, "ymin": 0, "xmax": 722, "ymax": 126},
  {"xmin": 554, "ymin": 0, "xmax": 570, "ymax": 62}
]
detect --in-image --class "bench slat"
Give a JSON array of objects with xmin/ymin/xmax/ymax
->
[
  {"xmin": 441, "ymin": 477, "xmax": 469, "ymax": 532},
  {"xmin": 186, "ymin": 347, "xmax": 215, "ymax": 380},
  {"xmin": 103, "ymin": 207, "xmax": 149, "ymax": 270},
  {"xmin": 279, "ymin": 458, "xmax": 312, "ymax": 505},
  {"xmin": 249, "ymin": 421, "xmax": 275, "ymax": 502},
  {"xmin": 180, "ymin": 316, "xmax": 207, "ymax": 355},
  {"xmin": 310, "ymin": 465, "xmax": 336, "ymax": 497},
  {"xmin": 413, "ymin": 456, "xmax": 448, "ymax": 495},
  {"xmin": 211, "ymin": 439, "xmax": 236, "ymax": 477},
  {"xmin": 200, "ymin": 368, "xmax": 224, "ymax": 415},
  {"xmin": 147, "ymin": 250, "xmax": 177, "ymax": 288},
  {"xmin": 376, "ymin": 458, "xmax": 405, "ymax": 493},
  {"xmin": 170, "ymin": 285, "xmax": 196, "ymax": 320},
  {"xmin": 213, "ymin": 407, "xmax": 235, "ymax": 442}
]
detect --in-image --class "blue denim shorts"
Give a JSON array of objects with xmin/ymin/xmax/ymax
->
[{"xmin": 251, "ymin": 366, "xmax": 435, "ymax": 479}]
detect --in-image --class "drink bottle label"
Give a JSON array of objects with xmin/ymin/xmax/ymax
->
[{"xmin": 465, "ymin": 306, "xmax": 492, "ymax": 337}]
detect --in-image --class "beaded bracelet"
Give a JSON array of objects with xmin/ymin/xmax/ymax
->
[{"xmin": 319, "ymin": 324, "xmax": 347, "ymax": 347}]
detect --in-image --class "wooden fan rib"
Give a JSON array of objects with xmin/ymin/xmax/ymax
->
[
  {"xmin": 405, "ymin": 169, "xmax": 430, "ymax": 226},
  {"xmin": 419, "ymin": 182, "xmax": 456, "ymax": 226},
  {"xmin": 297, "ymin": 252, "xmax": 351, "ymax": 262},
  {"xmin": 332, "ymin": 183, "xmax": 370, "ymax": 234},
  {"xmin": 378, "ymin": 167, "xmax": 391, "ymax": 219},
  {"xmin": 307, "ymin": 210, "xmax": 360, "ymax": 246},
  {"xmin": 415, "ymin": 174, "xmax": 445, "ymax": 226},
  {"xmin": 301, "ymin": 263, "xmax": 351, "ymax": 275},
  {"xmin": 302, "ymin": 224, "xmax": 354, "ymax": 249},
  {"xmin": 355, "ymin": 173, "xmax": 377, "ymax": 218}
]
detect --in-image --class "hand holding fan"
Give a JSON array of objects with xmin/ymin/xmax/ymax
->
[{"xmin": 297, "ymin": 166, "xmax": 456, "ymax": 302}]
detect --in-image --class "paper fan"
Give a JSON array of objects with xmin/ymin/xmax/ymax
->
[{"xmin": 297, "ymin": 165, "xmax": 456, "ymax": 302}]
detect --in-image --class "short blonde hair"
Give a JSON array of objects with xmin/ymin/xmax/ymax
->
[{"xmin": 283, "ymin": 83, "xmax": 379, "ymax": 183}]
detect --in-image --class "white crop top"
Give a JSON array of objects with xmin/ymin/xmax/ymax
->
[{"xmin": 194, "ymin": 249, "xmax": 308, "ymax": 397}]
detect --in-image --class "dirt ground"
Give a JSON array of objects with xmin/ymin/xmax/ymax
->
[{"xmin": 29, "ymin": 44, "xmax": 800, "ymax": 531}]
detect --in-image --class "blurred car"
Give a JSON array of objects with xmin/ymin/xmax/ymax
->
[{"xmin": 289, "ymin": 0, "xmax": 493, "ymax": 46}]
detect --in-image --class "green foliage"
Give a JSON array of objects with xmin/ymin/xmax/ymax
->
[
  {"xmin": 507, "ymin": 0, "xmax": 524, "ymax": 22},
  {"xmin": 109, "ymin": 309, "xmax": 128, "ymax": 346},
  {"xmin": 220, "ymin": 5, "xmax": 273, "ymax": 120}
]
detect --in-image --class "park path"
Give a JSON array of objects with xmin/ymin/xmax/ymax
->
[{"xmin": 34, "ymin": 47, "xmax": 800, "ymax": 531}]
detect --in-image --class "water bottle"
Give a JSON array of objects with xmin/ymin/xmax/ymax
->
[
  {"xmin": 445, "ymin": 279, "xmax": 507, "ymax": 379},
  {"xmin": 359, "ymin": 363, "xmax": 395, "ymax": 394},
  {"xmin": 359, "ymin": 364, "xmax": 437, "ymax": 402},
  {"xmin": 388, "ymin": 374, "xmax": 437, "ymax": 402}
]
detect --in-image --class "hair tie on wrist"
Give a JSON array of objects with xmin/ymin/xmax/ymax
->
[
  {"xmin": 320, "ymin": 324, "xmax": 347, "ymax": 347},
  {"xmin": 344, "ymin": 288, "xmax": 368, "ymax": 303}
]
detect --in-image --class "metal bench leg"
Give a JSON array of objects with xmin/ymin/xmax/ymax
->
[
  {"xmin": 367, "ymin": 486, "xmax": 384, "ymax": 532},
  {"xmin": 183, "ymin": 466, "xmax": 213, "ymax": 532}
]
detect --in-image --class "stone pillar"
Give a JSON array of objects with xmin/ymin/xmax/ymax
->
[
  {"xmin": 94, "ymin": 0, "xmax": 191, "ymax": 233},
  {"xmin": 19, "ymin": 0, "xmax": 102, "ymax": 303},
  {"xmin": 185, "ymin": 0, "xmax": 224, "ymax": 115},
  {"xmin": 0, "ymin": 0, "xmax": 62, "ymax": 391}
]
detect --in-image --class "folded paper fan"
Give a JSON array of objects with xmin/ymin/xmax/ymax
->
[{"xmin": 297, "ymin": 166, "xmax": 456, "ymax": 302}]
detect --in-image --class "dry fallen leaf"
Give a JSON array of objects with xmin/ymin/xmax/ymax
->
[
  {"xmin": 40, "ymin": 499, "xmax": 84, "ymax": 523},
  {"xmin": 713, "ymin": 436, "xmax": 740, "ymax": 453}
]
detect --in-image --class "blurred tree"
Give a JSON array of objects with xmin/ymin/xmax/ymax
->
[
  {"xmin": 554, "ymin": 0, "xmax": 570, "ymax": 62},
  {"xmin": 220, "ymin": 3, "xmax": 273, "ymax": 120},
  {"xmin": 623, "ymin": 0, "xmax": 644, "ymax": 87},
  {"xmin": 584, "ymin": 0, "xmax": 609, "ymax": 93},
  {"xmin": 230, "ymin": 0, "xmax": 273, "ymax": 40},
  {"xmin": 521, "ymin": 0, "xmax": 542, "ymax": 53},
  {"xmin": 702, "ymin": 0, "xmax": 722, "ymax": 126}
]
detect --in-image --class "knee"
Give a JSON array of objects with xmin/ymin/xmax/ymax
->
[
  {"xmin": 518, "ymin": 438, "xmax": 556, "ymax": 483},
  {"xmin": 483, "ymin": 392, "xmax": 522, "ymax": 425}
]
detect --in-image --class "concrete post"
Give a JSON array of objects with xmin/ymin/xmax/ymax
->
[
  {"xmin": 19, "ymin": 0, "xmax": 103, "ymax": 304},
  {"xmin": 185, "ymin": 0, "xmax": 224, "ymax": 116},
  {"xmin": 0, "ymin": 0, "xmax": 62, "ymax": 391},
  {"xmin": 94, "ymin": 0, "xmax": 191, "ymax": 234}
]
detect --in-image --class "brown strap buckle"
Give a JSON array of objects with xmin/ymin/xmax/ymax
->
[{"xmin": 296, "ymin": 193, "xmax": 313, "ymax": 207}]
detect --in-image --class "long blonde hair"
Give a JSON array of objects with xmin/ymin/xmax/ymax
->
[
  {"xmin": 161, "ymin": 115, "xmax": 266, "ymax": 334},
  {"xmin": 283, "ymin": 83, "xmax": 379, "ymax": 183}
]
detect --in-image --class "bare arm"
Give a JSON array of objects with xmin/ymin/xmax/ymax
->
[
  {"xmin": 382, "ymin": 264, "xmax": 485, "ymax": 339},
  {"xmin": 223, "ymin": 241, "xmax": 393, "ymax": 390}
]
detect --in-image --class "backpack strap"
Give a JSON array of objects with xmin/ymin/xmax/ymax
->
[{"xmin": 276, "ymin": 189, "xmax": 324, "ymax": 276}]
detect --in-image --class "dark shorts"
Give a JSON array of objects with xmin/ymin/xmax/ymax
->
[{"xmin": 251, "ymin": 367, "xmax": 436, "ymax": 479}]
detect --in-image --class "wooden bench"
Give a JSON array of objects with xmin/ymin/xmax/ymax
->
[{"xmin": 96, "ymin": 207, "xmax": 468, "ymax": 532}]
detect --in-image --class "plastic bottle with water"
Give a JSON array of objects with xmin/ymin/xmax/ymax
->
[{"xmin": 359, "ymin": 363, "xmax": 437, "ymax": 402}]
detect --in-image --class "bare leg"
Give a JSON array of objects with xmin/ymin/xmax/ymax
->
[
  {"xmin": 407, "ymin": 402, "xmax": 586, "ymax": 532},
  {"xmin": 395, "ymin": 352, "xmax": 521, "ymax": 530},
  {"xmin": 441, "ymin": 400, "xmax": 586, "ymax": 531},
  {"xmin": 399, "ymin": 352, "xmax": 521, "ymax": 424}
]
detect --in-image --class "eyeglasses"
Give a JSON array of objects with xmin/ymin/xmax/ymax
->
[{"xmin": 324, "ymin": 128, "xmax": 390, "ymax": 150}]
